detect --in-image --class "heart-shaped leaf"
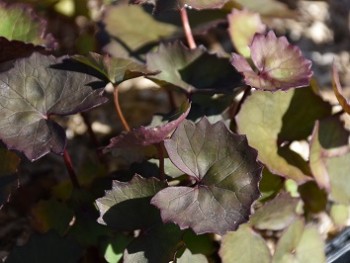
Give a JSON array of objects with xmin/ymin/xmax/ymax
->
[
  {"xmin": 96, "ymin": 175, "xmax": 166, "ymax": 231},
  {"xmin": 272, "ymin": 219, "xmax": 326, "ymax": 263},
  {"xmin": 227, "ymin": 9, "xmax": 266, "ymax": 58},
  {"xmin": 0, "ymin": 3, "xmax": 55, "ymax": 48},
  {"xmin": 147, "ymin": 42, "xmax": 242, "ymax": 94},
  {"xmin": 231, "ymin": 31, "xmax": 312, "ymax": 91},
  {"xmin": 73, "ymin": 52, "xmax": 158, "ymax": 84},
  {"xmin": 236, "ymin": 88, "xmax": 328, "ymax": 184},
  {"xmin": 250, "ymin": 192, "xmax": 299, "ymax": 231},
  {"xmin": 104, "ymin": 102, "xmax": 191, "ymax": 151},
  {"xmin": 151, "ymin": 118, "xmax": 262, "ymax": 235},
  {"xmin": 0, "ymin": 53, "xmax": 107, "ymax": 161},
  {"xmin": 102, "ymin": 4, "xmax": 179, "ymax": 52},
  {"xmin": 332, "ymin": 63, "xmax": 350, "ymax": 114},
  {"xmin": 220, "ymin": 224, "xmax": 271, "ymax": 263}
]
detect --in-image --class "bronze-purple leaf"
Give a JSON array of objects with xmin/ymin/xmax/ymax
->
[
  {"xmin": 0, "ymin": 53, "xmax": 107, "ymax": 161},
  {"xmin": 103, "ymin": 102, "xmax": 191, "ymax": 152},
  {"xmin": 151, "ymin": 118, "xmax": 262, "ymax": 235},
  {"xmin": 231, "ymin": 31, "xmax": 312, "ymax": 91}
]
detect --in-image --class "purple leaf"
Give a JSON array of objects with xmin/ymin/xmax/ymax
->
[
  {"xmin": 104, "ymin": 102, "xmax": 191, "ymax": 152},
  {"xmin": 231, "ymin": 31, "xmax": 312, "ymax": 91},
  {"xmin": 0, "ymin": 53, "xmax": 107, "ymax": 161},
  {"xmin": 151, "ymin": 118, "xmax": 262, "ymax": 235}
]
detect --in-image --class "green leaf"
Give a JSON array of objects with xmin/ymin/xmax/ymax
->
[
  {"xmin": 5, "ymin": 231, "xmax": 82, "ymax": 263},
  {"xmin": 0, "ymin": 146, "xmax": 20, "ymax": 176},
  {"xmin": 272, "ymin": 219, "xmax": 326, "ymax": 263},
  {"xmin": 102, "ymin": 4, "xmax": 178, "ymax": 52},
  {"xmin": 250, "ymin": 192, "xmax": 299, "ymax": 231},
  {"xmin": 259, "ymin": 168, "xmax": 284, "ymax": 201},
  {"xmin": 124, "ymin": 224, "xmax": 183, "ymax": 263},
  {"xmin": 330, "ymin": 204, "xmax": 350, "ymax": 227},
  {"xmin": 103, "ymin": 235, "xmax": 133, "ymax": 263},
  {"xmin": 0, "ymin": 3, "xmax": 55, "ymax": 47},
  {"xmin": 96, "ymin": 175, "xmax": 166, "ymax": 231},
  {"xmin": 176, "ymin": 248, "xmax": 208, "ymax": 263},
  {"xmin": 220, "ymin": 224, "xmax": 271, "ymax": 263},
  {"xmin": 0, "ymin": 53, "xmax": 107, "ymax": 161},
  {"xmin": 227, "ymin": 9, "xmax": 266, "ymax": 58},
  {"xmin": 152, "ymin": 118, "xmax": 262, "ymax": 235},
  {"xmin": 332, "ymin": 63, "xmax": 350, "ymax": 114},
  {"xmin": 73, "ymin": 52, "xmax": 157, "ymax": 84},
  {"xmin": 146, "ymin": 42, "xmax": 242, "ymax": 94},
  {"xmin": 298, "ymin": 181, "xmax": 327, "ymax": 213},
  {"xmin": 230, "ymin": 0, "xmax": 293, "ymax": 17},
  {"xmin": 136, "ymin": 0, "xmax": 230, "ymax": 12},
  {"xmin": 236, "ymin": 88, "xmax": 325, "ymax": 184}
]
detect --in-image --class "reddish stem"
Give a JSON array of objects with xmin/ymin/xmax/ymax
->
[
  {"xmin": 113, "ymin": 85, "xmax": 131, "ymax": 132},
  {"xmin": 180, "ymin": 7, "xmax": 196, "ymax": 49},
  {"xmin": 63, "ymin": 149, "xmax": 80, "ymax": 189}
]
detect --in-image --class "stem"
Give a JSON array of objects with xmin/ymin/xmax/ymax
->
[
  {"xmin": 113, "ymin": 85, "xmax": 131, "ymax": 132},
  {"xmin": 155, "ymin": 143, "xmax": 165, "ymax": 181},
  {"xmin": 180, "ymin": 7, "xmax": 196, "ymax": 49},
  {"xmin": 63, "ymin": 149, "xmax": 80, "ymax": 189}
]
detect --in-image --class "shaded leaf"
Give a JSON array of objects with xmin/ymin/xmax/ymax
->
[
  {"xmin": 232, "ymin": 31, "xmax": 312, "ymax": 91},
  {"xmin": 250, "ymin": 192, "xmax": 299, "ymax": 231},
  {"xmin": 147, "ymin": 42, "xmax": 242, "ymax": 94},
  {"xmin": 96, "ymin": 175, "xmax": 166, "ymax": 231},
  {"xmin": 104, "ymin": 101, "xmax": 191, "ymax": 151},
  {"xmin": 332, "ymin": 63, "xmax": 350, "ymax": 114},
  {"xmin": 227, "ymin": 9, "xmax": 266, "ymax": 58},
  {"xmin": 228, "ymin": 0, "xmax": 294, "ymax": 17},
  {"xmin": 220, "ymin": 224, "xmax": 271, "ymax": 263},
  {"xmin": 0, "ymin": 146, "xmax": 20, "ymax": 176},
  {"xmin": 0, "ymin": 3, "xmax": 55, "ymax": 47},
  {"xmin": 102, "ymin": 4, "xmax": 179, "ymax": 52},
  {"xmin": 182, "ymin": 230, "xmax": 216, "ymax": 256},
  {"xmin": 0, "ymin": 53, "xmax": 107, "ymax": 161},
  {"xmin": 272, "ymin": 219, "xmax": 326, "ymax": 263},
  {"xmin": 152, "ymin": 118, "xmax": 262, "ymax": 235},
  {"xmin": 103, "ymin": 235, "xmax": 133, "ymax": 263},
  {"xmin": 236, "ymin": 89, "xmax": 312, "ymax": 183},
  {"xmin": 124, "ymin": 224, "xmax": 183, "ymax": 263},
  {"xmin": 73, "ymin": 52, "xmax": 158, "ymax": 84},
  {"xmin": 259, "ymin": 168, "xmax": 284, "ymax": 201},
  {"xmin": 30, "ymin": 199, "xmax": 74, "ymax": 235},
  {"xmin": 298, "ymin": 181, "xmax": 327, "ymax": 213},
  {"xmin": 5, "ymin": 231, "xmax": 82, "ymax": 263}
]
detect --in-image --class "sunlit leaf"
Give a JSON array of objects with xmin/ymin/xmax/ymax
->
[
  {"xmin": 104, "ymin": 102, "xmax": 191, "ymax": 151},
  {"xmin": 220, "ymin": 224, "xmax": 271, "ymax": 263},
  {"xmin": 272, "ymin": 219, "xmax": 326, "ymax": 263},
  {"xmin": 332, "ymin": 63, "xmax": 350, "ymax": 114},
  {"xmin": 0, "ymin": 3, "xmax": 55, "ymax": 47},
  {"xmin": 5, "ymin": 231, "xmax": 82, "ymax": 263},
  {"xmin": 73, "ymin": 52, "xmax": 157, "ymax": 84},
  {"xmin": 232, "ymin": 31, "xmax": 312, "ymax": 91},
  {"xmin": 103, "ymin": 235, "xmax": 132, "ymax": 263},
  {"xmin": 176, "ymin": 248, "xmax": 208, "ymax": 263},
  {"xmin": 124, "ymin": 224, "xmax": 182, "ymax": 263},
  {"xmin": 228, "ymin": 0, "xmax": 294, "ymax": 17},
  {"xmin": 96, "ymin": 175, "xmax": 166, "ymax": 231},
  {"xmin": 250, "ymin": 192, "xmax": 299, "ymax": 231},
  {"xmin": 330, "ymin": 204, "xmax": 350, "ymax": 227},
  {"xmin": 0, "ymin": 53, "xmax": 107, "ymax": 161},
  {"xmin": 147, "ymin": 42, "xmax": 242, "ymax": 94},
  {"xmin": 227, "ymin": 9, "xmax": 266, "ymax": 58},
  {"xmin": 152, "ymin": 118, "xmax": 262, "ymax": 235},
  {"xmin": 236, "ymin": 89, "xmax": 314, "ymax": 183}
]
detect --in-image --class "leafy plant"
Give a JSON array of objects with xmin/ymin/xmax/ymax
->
[{"xmin": 0, "ymin": 0, "xmax": 348, "ymax": 262}]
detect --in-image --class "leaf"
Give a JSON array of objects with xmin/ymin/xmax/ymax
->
[
  {"xmin": 103, "ymin": 235, "xmax": 132, "ymax": 263},
  {"xmin": 95, "ymin": 175, "xmax": 166, "ymax": 231},
  {"xmin": 236, "ymin": 89, "xmax": 312, "ymax": 183},
  {"xmin": 250, "ymin": 192, "xmax": 299, "ymax": 231},
  {"xmin": 230, "ymin": 0, "xmax": 294, "ymax": 17},
  {"xmin": 5, "ymin": 231, "xmax": 82, "ymax": 263},
  {"xmin": 330, "ymin": 204, "xmax": 350, "ymax": 227},
  {"xmin": 298, "ymin": 181, "xmax": 327, "ymax": 213},
  {"xmin": 124, "ymin": 224, "xmax": 183, "ymax": 263},
  {"xmin": 220, "ymin": 224, "xmax": 271, "ymax": 263},
  {"xmin": 272, "ymin": 219, "xmax": 326, "ymax": 263},
  {"xmin": 309, "ymin": 118, "xmax": 349, "ymax": 191},
  {"xmin": 227, "ymin": 9, "xmax": 266, "ymax": 58},
  {"xmin": 176, "ymin": 248, "xmax": 208, "ymax": 263},
  {"xmin": 332, "ymin": 63, "xmax": 350, "ymax": 114},
  {"xmin": 0, "ymin": 3, "xmax": 55, "ymax": 47},
  {"xmin": 102, "ymin": 4, "xmax": 179, "ymax": 52},
  {"xmin": 0, "ymin": 146, "xmax": 20, "ymax": 176},
  {"xmin": 259, "ymin": 168, "xmax": 284, "ymax": 201},
  {"xmin": 104, "ymin": 101, "xmax": 191, "ymax": 151},
  {"xmin": 147, "ymin": 42, "xmax": 242, "ymax": 94},
  {"xmin": 30, "ymin": 199, "xmax": 74, "ymax": 235},
  {"xmin": 231, "ymin": 31, "xmax": 312, "ymax": 91},
  {"xmin": 151, "ymin": 118, "xmax": 262, "ymax": 235},
  {"xmin": 73, "ymin": 52, "xmax": 158, "ymax": 84},
  {"xmin": 0, "ymin": 53, "xmax": 107, "ymax": 161}
]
